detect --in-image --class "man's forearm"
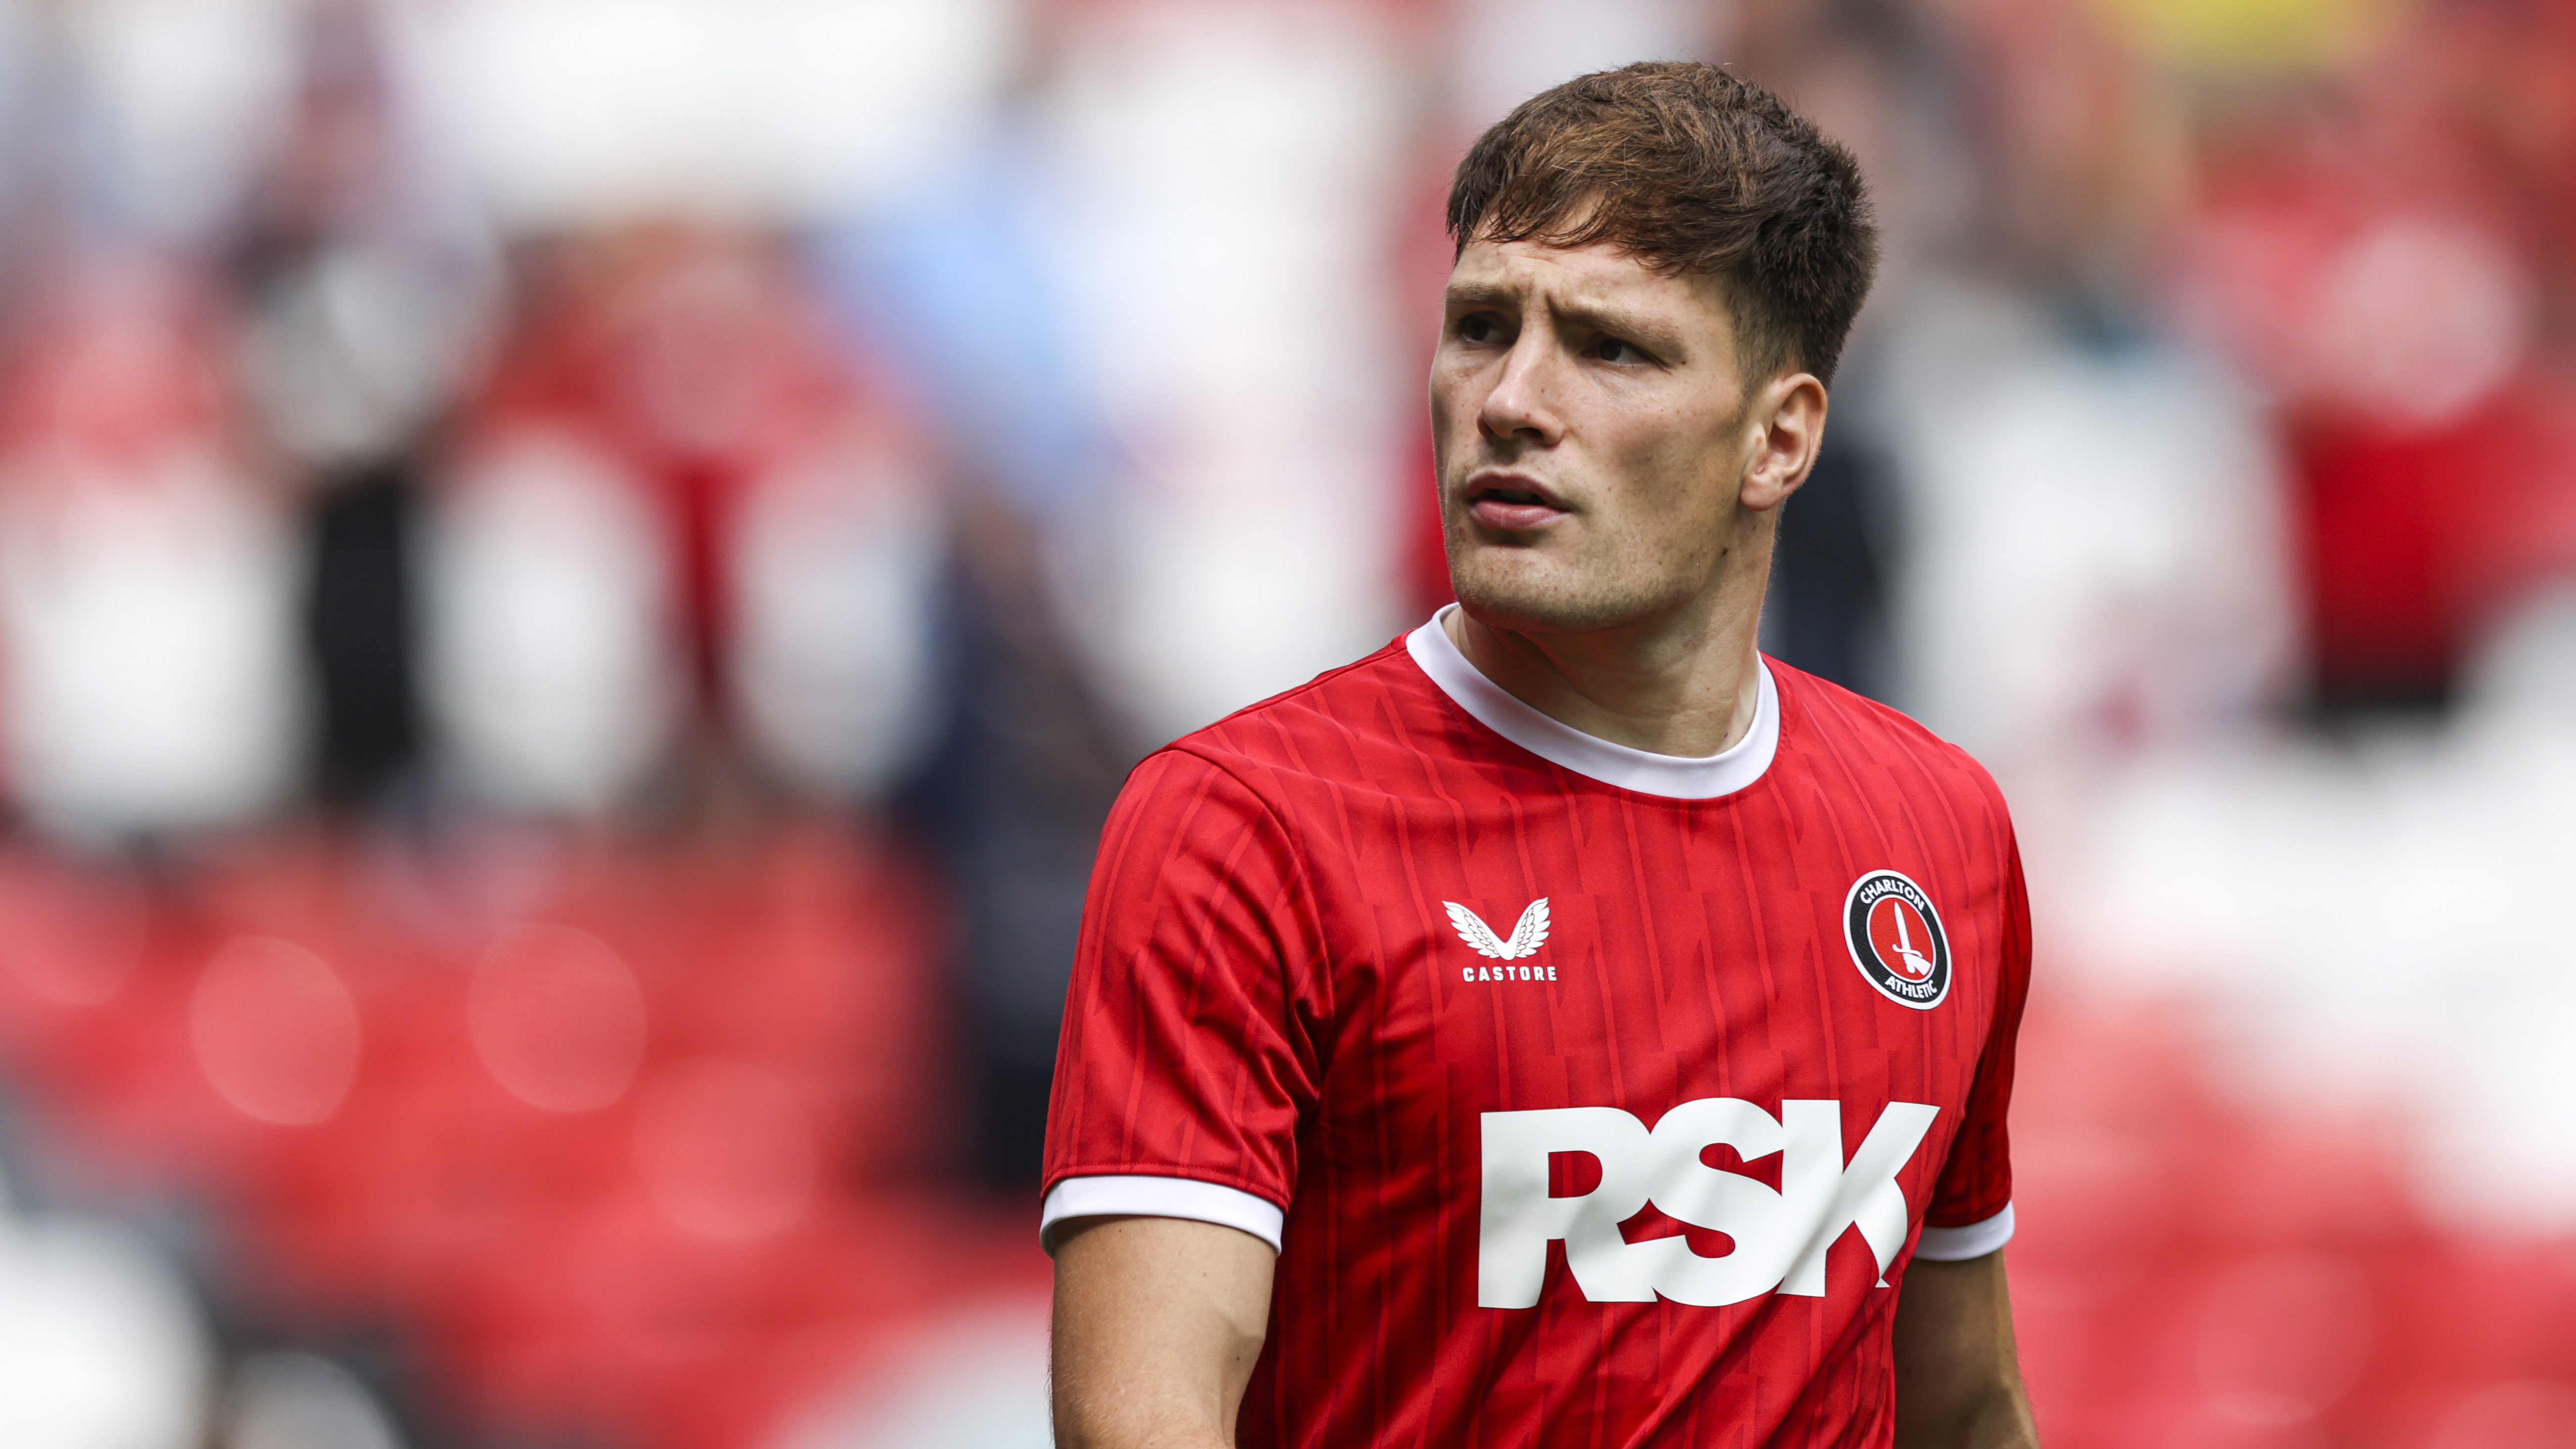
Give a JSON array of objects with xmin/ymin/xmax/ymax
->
[
  {"xmin": 1896, "ymin": 1379, "xmax": 2039, "ymax": 1449},
  {"xmin": 1962, "ymin": 1389, "xmax": 2041, "ymax": 1449},
  {"xmin": 1053, "ymin": 1404, "xmax": 1238, "ymax": 1449},
  {"xmin": 1891, "ymin": 1251, "xmax": 2040, "ymax": 1448}
]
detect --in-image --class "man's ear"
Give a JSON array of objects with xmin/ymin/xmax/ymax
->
[{"xmin": 1739, "ymin": 373, "xmax": 1827, "ymax": 514}]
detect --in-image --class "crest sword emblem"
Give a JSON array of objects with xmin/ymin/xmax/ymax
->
[
  {"xmin": 1889, "ymin": 904, "xmax": 1933, "ymax": 978},
  {"xmin": 1444, "ymin": 898, "xmax": 1550, "ymax": 960}
]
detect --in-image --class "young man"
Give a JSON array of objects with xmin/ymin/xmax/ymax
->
[{"xmin": 1042, "ymin": 62, "xmax": 2040, "ymax": 1449}]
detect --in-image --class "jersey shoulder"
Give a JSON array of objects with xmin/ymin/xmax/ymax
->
[
  {"xmin": 1767, "ymin": 656, "xmax": 2013, "ymax": 820},
  {"xmin": 1150, "ymin": 636, "xmax": 1436, "ymax": 784}
]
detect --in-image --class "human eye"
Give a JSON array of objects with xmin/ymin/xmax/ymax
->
[
  {"xmin": 1452, "ymin": 311, "xmax": 1507, "ymax": 345},
  {"xmin": 1587, "ymin": 334, "xmax": 1654, "ymax": 365}
]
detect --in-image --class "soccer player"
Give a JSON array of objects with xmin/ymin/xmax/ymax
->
[{"xmin": 1042, "ymin": 62, "xmax": 2040, "ymax": 1449}]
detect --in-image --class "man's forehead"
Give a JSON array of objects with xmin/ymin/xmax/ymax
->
[{"xmin": 1446, "ymin": 237, "xmax": 1731, "ymax": 325}]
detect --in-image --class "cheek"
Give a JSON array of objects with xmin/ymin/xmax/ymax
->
[
  {"xmin": 1606, "ymin": 417, "xmax": 1716, "ymax": 493},
  {"xmin": 1649, "ymin": 406, "xmax": 1744, "ymax": 487},
  {"xmin": 1428, "ymin": 366, "xmax": 1474, "ymax": 432},
  {"xmin": 1610, "ymin": 427, "xmax": 1741, "ymax": 544},
  {"xmin": 1427, "ymin": 374, "xmax": 1485, "ymax": 476}
]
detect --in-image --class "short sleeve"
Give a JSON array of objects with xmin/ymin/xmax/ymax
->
[
  {"xmin": 1040, "ymin": 748, "xmax": 1327, "ymax": 1241},
  {"xmin": 1920, "ymin": 831, "xmax": 2031, "ymax": 1248}
]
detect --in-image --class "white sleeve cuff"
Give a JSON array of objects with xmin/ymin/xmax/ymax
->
[
  {"xmin": 1914, "ymin": 1203, "xmax": 2014, "ymax": 1262},
  {"xmin": 1039, "ymin": 1175, "xmax": 1286, "ymax": 1256}
]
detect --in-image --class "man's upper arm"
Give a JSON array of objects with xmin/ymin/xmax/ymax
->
[
  {"xmin": 1921, "ymin": 830, "xmax": 2033, "ymax": 1251},
  {"xmin": 1041, "ymin": 748, "xmax": 1325, "ymax": 1230},
  {"xmin": 1052, "ymin": 1215, "xmax": 1277, "ymax": 1449},
  {"xmin": 1897, "ymin": 812, "xmax": 2041, "ymax": 1448},
  {"xmin": 1043, "ymin": 750, "xmax": 1321, "ymax": 1444}
]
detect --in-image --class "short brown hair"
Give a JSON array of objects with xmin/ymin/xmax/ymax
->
[{"xmin": 1447, "ymin": 61, "xmax": 1879, "ymax": 387}]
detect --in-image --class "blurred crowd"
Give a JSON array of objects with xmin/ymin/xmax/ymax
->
[{"xmin": 0, "ymin": 0, "xmax": 2568, "ymax": 1446}]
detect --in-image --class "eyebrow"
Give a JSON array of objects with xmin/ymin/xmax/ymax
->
[
  {"xmin": 1442, "ymin": 281, "xmax": 1692, "ymax": 357},
  {"xmin": 1443, "ymin": 281, "xmax": 1517, "ymax": 311}
]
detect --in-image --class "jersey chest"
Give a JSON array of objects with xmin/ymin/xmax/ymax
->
[
  {"xmin": 1270, "ymin": 772, "xmax": 2002, "ymax": 1316},
  {"xmin": 1294, "ymin": 771, "xmax": 2001, "ymax": 1161}
]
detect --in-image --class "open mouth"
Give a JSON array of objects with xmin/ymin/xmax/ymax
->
[{"xmin": 1465, "ymin": 477, "xmax": 1570, "ymax": 529}]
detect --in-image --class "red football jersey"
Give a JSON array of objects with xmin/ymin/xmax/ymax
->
[{"xmin": 1043, "ymin": 610, "xmax": 2030, "ymax": 1449}]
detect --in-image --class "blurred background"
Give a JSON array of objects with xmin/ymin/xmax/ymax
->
[{"xmin": 0, "ymin": 0, "xmax": 2566, "ymax": 1445}]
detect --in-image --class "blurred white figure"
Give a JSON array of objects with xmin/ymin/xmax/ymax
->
[
  {"xmin": 2043, "ymin": 572, "xmax": 2576, "ymax": 1234},
  {"xmin": 1450, "ymin": 0, "xmax": 1710, "ymax": 128},
  {"xmin": 414, "ymin": 0, "xmax": 1017, "ymax": 225},
  {"xmin": 242, "ymin": 242, "xmax": 492, "ymax": 482},
  {"xmin": 730, "ymin": 448, "xmax": 941, "ymax": 799},
  {"xmin": 224, "ymin": 1352, "xmax": 405, "ymax": 1449},
  {"xmin": 0, "ymin": 1172, "xmax": 213, "ymax": 1449},
  {"xmin": 2461, "ymin": 585, "xmax": 2576, "ymax": 726},
  {"xmin": 1877, "ymin": 286, "xmax": 2295, "ymax": 765},
  {"xmin": 2063, "ymin": 675, "xmax": 2576, "ymax": 1233},
  {"xmin": 426, "ymin": 224, "xmax": 944, "ymax": 812},
  {"xmin": 0, "ymin": 461, "xmax": 303, "ymax": 837},
  {"xmin": 0, "ymin": 273, "xmax": 303, "ymax": 840},
  {"xmin": 421, "ymin": 429, "xmax": 679, "ymax": 811},
  {"xmin": 1045, "ymin": 0, "xmax": 1409, "ymax": 741},
  {"xmin": 767, "ymin": 1298, "xmax": 1049, "ymax": 1449},
  {"xmin": 52, "ymin": 0, "xmax": 295, "ymax": 246}
]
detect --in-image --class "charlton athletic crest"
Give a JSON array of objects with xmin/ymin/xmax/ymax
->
[{"xmin": 1843, "ymin": 870, "xmax": 1950, "ymax": 1009}]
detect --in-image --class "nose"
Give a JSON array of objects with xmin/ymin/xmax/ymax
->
[{"xmin": 1478, "ymin": 331, "xmax": 1564, "ymax": 448}]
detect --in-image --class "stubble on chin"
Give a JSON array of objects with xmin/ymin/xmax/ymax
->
[{"xmin": 1444, "ymin": 528, "xmax": 1692, "ymax": 637}]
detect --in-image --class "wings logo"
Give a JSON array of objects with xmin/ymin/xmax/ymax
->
[{"xmin": 1445, "ymin": 898, "xmax": 1550, "ymax": 960}]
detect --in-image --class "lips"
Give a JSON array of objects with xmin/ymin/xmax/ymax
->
[{"xmin": 1464, "ymin": 475, "xmax": 1570, "ymax": 532}]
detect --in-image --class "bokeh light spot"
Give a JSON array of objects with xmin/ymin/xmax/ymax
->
[
  {"xmin": 467, "ymin": 922, "xmax": 648, "ymax": 1112},
  {"xmin": 631, "ymin": 1058, "xmax": 816, "ymax": 1241},
  {"xmin": 189, "ymin": 937, "xmax": 361, "ymax": 1126},
  {"xmin": 2429, "ymin": 1381, "xmax": 2576, "ymax": 1449},
  {"xmin": 2195, "ymin": 1251, "xmax": 2374, "ymax": 1424}
]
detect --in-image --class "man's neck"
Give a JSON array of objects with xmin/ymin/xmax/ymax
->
[{"xmin": 1442, "ymin": 587, "xmax": 1767, "ymax": 759}]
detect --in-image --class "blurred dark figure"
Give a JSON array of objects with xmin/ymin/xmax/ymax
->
[
  {"xmin": 903, "ymin": 496, "xmax": 1128, "ymax": 1191},
  {"xmin": 300, "ymin": 464, "xmax": 417, "ymax": 802},
  {"xmin": 823, "ymin": 121, "xmax": 1133, "ymax": 1190},
  {"xmin": 1733, "ymin": 0, "xmax": 1936, "ymax": 705},
  {"xmin": 1764, "ymin": 436, "xmax": 1893, "ymax": 700},
  {"xmin": 229, "ymin": 0, "xmax": 492, "ymax": 807}
]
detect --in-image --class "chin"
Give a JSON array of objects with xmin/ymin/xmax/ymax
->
[{"xmin": 1448, "ymin": 553, "xmax": 1671, "ymax": 636}]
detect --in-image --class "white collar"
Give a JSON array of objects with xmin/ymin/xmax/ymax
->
[{"xmin": 1404, "ymin": 605, "xmax": 1779, "ymax": 800}]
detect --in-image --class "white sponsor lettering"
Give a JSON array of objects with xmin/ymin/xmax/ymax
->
[
  {"xmin": 1477, "ymin": 1098, "xmax": 1939, "ymax": 1309},
  {"xmin": 1461, "ymin": 965, "xmax": 1557, "ymax": 983}
]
